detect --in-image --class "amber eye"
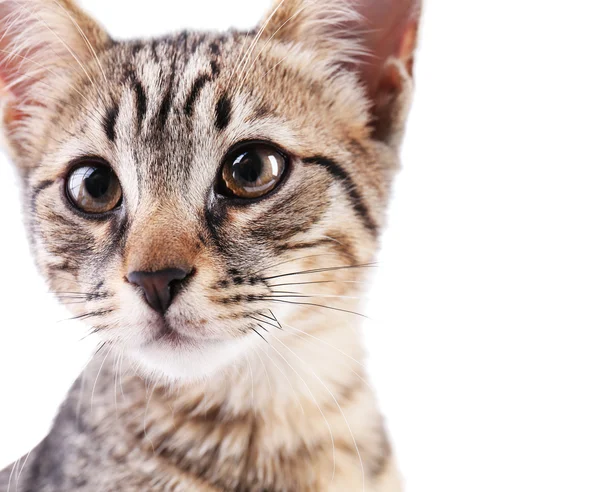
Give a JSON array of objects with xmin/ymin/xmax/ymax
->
[
  {"xmin": 220, "ymin": 143, "xmax": 287, "ymax": 199},
  {"xmin": 65, "ymin": 160, "xmax": 122, "ymax": 214}
]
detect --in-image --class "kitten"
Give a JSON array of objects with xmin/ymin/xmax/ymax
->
[{"xmin": 0, "ymin": 0, "xmax": 420, "ymax": 490}]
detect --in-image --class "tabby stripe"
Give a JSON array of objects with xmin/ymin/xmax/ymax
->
[
  {"xmin": 30, "ymin": 179, "xmax": 54, "ymax": 214},
  {"xmin": 184, "ymin": 74, "xmax": 210, "ymax": 116},
  {"xmin": 210, "ymin": 59, "xmax": 221, "ymax": 77},
  {"xmin": 149, "ymin": 39, "xmax": 160, "ymax": 63},
  {"xmin": 303, "ymin": 156, "xmax": 378, "ymax": 234},
  {"xmin": 103, "ymin": 102, "xmax": 120, "ymax": 142},
  {"xmin": 157, "ymin": 69, "xmax": 175, "ymax": 130},
  {"xmin": 132, "ymin": 77, "xmax": 147, "ymax": 131},
  {"xmin": 215, "ymin": 93, "xmax": 232, "ymax": 131},
  {"xmin": 209, "ymin": 41, "xmax": 220, "ymax": 55}
]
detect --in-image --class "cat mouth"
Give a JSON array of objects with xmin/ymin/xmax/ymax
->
[{"xmin": 147, "ymin": 320, "xmax": 194, "ymax": 346}]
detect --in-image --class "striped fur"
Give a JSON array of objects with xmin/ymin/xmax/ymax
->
[{"xmin": 0, "ymin": 0, "xmax": 421, "ymax": 490}]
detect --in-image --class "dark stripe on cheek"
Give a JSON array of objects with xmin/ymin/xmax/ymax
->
[
  {"xmin": 303, "ymin": 156, "xmax": 378, "ymax": 234},
  {"xmin": 184, "ymin": 74, "xmax": 210, "ymax": 117},
  {"xmin": 103, "ymin": 102, "xmax": 120, "ymax": 142},
  {"xmin": 132, "ymin": 78, "xmax": 147, "ymax": 131},
  {"xmin": 215, "ymin": 93, "xmax": 232, "ymax": 131}
]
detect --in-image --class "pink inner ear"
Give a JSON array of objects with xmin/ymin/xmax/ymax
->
[
  {"xmin": 0, "ymin": 46, "xmax": 39, "ymax": 124},
  {"xmin": 354, "ymin": 0, "xmax": 421, "ymax": 94}
]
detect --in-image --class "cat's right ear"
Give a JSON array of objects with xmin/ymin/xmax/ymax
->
[
  {"xmin": 0, "ymin": 0, "xmax": 110, "ymax": 162},
  {"xmin": 260, "ymin": 0, "xmax": 422, "ymax": 144}
]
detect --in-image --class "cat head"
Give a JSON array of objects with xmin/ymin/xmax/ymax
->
[{"xmin": 0, "ymin": 0, "xmax": 421, "ymax": 382}]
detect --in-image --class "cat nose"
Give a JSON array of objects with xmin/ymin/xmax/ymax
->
[{"xmin": 127, "ymin": 267, "xmax": 192, "ymax": 314}]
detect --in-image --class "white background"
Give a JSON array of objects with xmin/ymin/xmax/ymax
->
[{"xmin": 1, "ymin": 1, "xmax": 599, "ymax": 491}]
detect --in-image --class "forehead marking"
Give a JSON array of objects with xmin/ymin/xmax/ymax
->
[
  {"xmin": 184, "ymin": 74, "xmax": 210, "ymax": 117},
  {"xmin": 103, "ymin": 102, "xmax": 120, "ymax": 143},
  {"xmin": 215, "ymin": 93, "xmax": 232, "ymax": 131},
  {"xmin": 156, "ymin": 62, "xmax": 177, "ymax": 131},
  {"xmin": 131, "ymin": 75, "xmax": 147, "ymax": 132}
]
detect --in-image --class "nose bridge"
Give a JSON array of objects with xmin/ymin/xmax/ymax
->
[{"xmin": 125, "ymin": 206, "xmax": 198, "ymax": 274}]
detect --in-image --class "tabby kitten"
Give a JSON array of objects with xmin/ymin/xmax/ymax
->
[{"xmin": 0, "ymin": 0, "xmax": 421, "ymax": 490}]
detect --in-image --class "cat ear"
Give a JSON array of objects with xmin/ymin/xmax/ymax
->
[
  {"xmin": 261, "ymin": 0, "xmax": 422, "ymax": 143},
  {"xmin": 0, "ymin": 0, "xmax": 110, "ymax": 158}
]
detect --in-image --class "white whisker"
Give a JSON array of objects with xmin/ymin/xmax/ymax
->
[
  {"xmin": 90, "ymin": 345, "xmax": 112, "ymax": 412},
  {"xmin": 260, "ymin": 340, "xmax": 337, "ymax": 483},
  {"xmin": 230, "ymin": 0, "xmax": 287, "ymax": 95},
  {"xmin": 252, "ymin": 346, "xmax": 274, "ymax": 400},
  {"xmin": 17, "ymin": 3, "xmax": 103, "ymax": 103},
  {"xmin": 51, "ymin": 0, "xmax": 108, "ymax": 84},
  {"xmin": 273, "ymin": 335, "xmax": 365, "ymax": 491},
  {"xmin": 244, "ymin": 353, "xmax": 256, "ymax": 417}
]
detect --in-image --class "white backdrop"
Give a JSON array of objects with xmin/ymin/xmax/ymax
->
[{"xmin": 1, "ymin": 1, "xmax": 599, "ymax": 491}]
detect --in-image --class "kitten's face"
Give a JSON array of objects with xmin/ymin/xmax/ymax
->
[{"xmin": 0, "ymin": 0, "xmax": 419, "ymax": 381}]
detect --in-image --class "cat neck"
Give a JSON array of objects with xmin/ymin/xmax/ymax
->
[{"xmin": 74, "ymin": 317, "xmax": 384, "ymax": 490}]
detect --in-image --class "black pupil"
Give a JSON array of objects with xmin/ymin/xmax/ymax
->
[
  {"xmin": 234, "ymin": 152, "xmax": 263, "ymax": 183},
  {"xmin": 84, "ymin": 168, "xmax": 111, "ymax": 198}
]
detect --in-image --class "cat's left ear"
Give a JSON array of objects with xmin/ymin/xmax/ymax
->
[
  {"xmin": 261, "ymin": 0, "xmax": 422, "ymax": 143},
  {"xmin": 0, "ymin": 0, "xmax": 110, "ymax": 161}
]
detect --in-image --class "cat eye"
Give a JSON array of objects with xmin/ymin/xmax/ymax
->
[
  {"xmin": 65, "ymin": 160, "xmax": 122, "ymax": 214},
  {"xmin": 219, "ymin": 143, "xmax": 287, "ymax": 199}
]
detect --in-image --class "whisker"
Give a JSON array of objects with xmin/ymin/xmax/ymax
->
[
  {"xmin": 280, "ymin": 320, "xmax": 367, "ymax": 370},
  {"xmin": 257, "ymin": 50, "xmax": 293, "ymax": 84},
  {"xmin": 94, "ymin": 341, "xmax": 109, "ymax": 357},
  {"xmin": 229, "ymin": 0, "xmax": 287, "ymax": 93},
  {"xmin": 79, "ymin": 325, "xmax": 108, "ymax": 342},
  {"xmin": 259, "ymin": 298, "xmax": 369, "ymax": 319},
  {"xmin": 250, "ymin": 253, "xmax": 340, "ymax": 277},
  {"xmin": 0, "ymin": 49, "xmax": 105, "ymax": 122},
  {"xmin": 280, "ymin": 321, "xmax": 374, "ymax": 393},
  {"xmin": 14, "ymin": 444, "xmax": 34, "ymax": 492},
  {"xmin": 90, "ymin": 345, "xmax": 112, "ymax": 413},
  {"xmin": 118, "ymin": 347, "xmax": 126, "ymax": 399},
  {"xmin": 256, "ymin": 343, "xmax": 304, "ymax": 414},
  {"xmin": 143, "ymin": 381, "xmax": 159, "ymax": 455},
  {"xmin": 112, "ymin": 348, "xmax": 122, "ymax": 419},
  {"xmin": 61, "ymin": 309, "xmax": 114, "ymax": 322},
  {"xmin": 51, "ymin": 0, "xmax": 108, "ymax": 84},
  {"xmin": 0, "ymin": 69, "xmax": 105, "ymax": 128},
  {"xmin": 230, "ymin": 0, "xmax": 310, "ymax": 114},
  {"xmin": 244, "ymin": 354, "xmax": 256, "ymax": 417},
  {"xmin": 7, "ymin": 455, "xmax": 21, "ymax": 492},
  {"xmin": 268, "ymin": 280, "xmax": 366, "ymax": 288},
  {"xmin": 76, "ymin": 347, "xmax": 98, "ymax": 422},
  {"xmin": 250, "ymin": 326, "xmax": 268, "ymax": 343},
  {"xmin": 262, "ymin": 333, "xmax": 337, "ymax": 482},
  {"xmin": 251, "ymin": 347, "xmax": 274, "ymax": 400},
  {"xmin": 19, "ymin": 3, "xmax": 105, "ymax": 104},
  {"xmin": 248, "ymin": 314, "xmax": 280, "ymax": 331},
  {"xmin": 269, "ymin": 291, "xmax": 363, "ymax": 300},
  {"xmin": 273, "ymin": 335, "xmax": 364, "ymax": 490},
  {"xmin": 261, "ymin": 263, "xmax": 377, "ymax": 281},
  {"xmin": 269, "ymin": 310, "xmax": 283, "ymax": 329}
]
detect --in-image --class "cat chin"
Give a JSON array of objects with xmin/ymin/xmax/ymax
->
[{"xmin": 127, "ymin": 336, "xmax": 251, "ymax": 384}]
